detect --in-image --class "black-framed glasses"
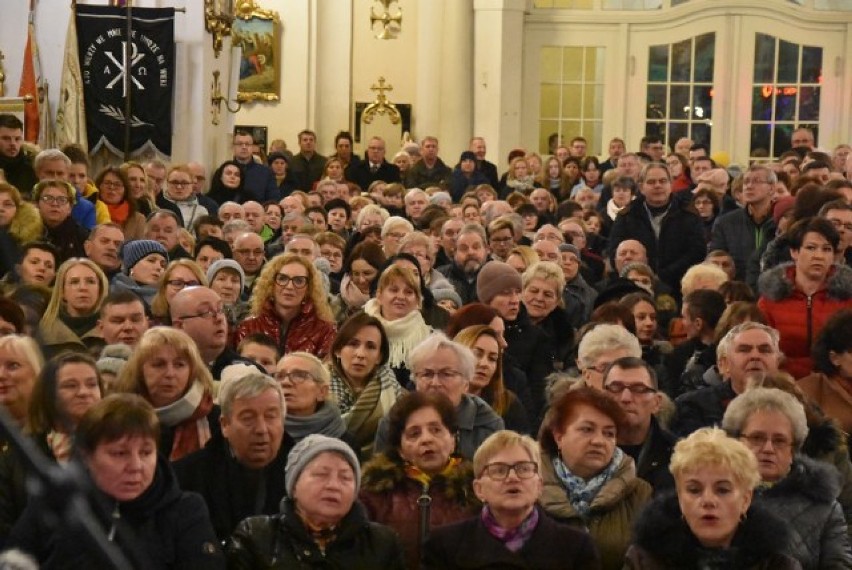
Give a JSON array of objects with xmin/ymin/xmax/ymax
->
[
  {"xmin": 413, "ymin": 369, "xmax": 462, "ymax": 383},
  {"xmin": 739, "ymin": 433, "xmax": 793, "ymax": 450},
  {"xmin": 275, "ymin": 369, "xmax": 314, "ymax": 384},
  {"xmin": 480, "ymin": 461, "xmax": 538, "ymax": 480},
  {"xmin": 274, "ymin": 273, "xmax": 308, "ymax": 288},
  {"xmin": 40, "ymin": 195, "xmax": 70, "ymax": 206},
  {"xmin": 168, "ymin": 180, "xmax": 192, "ymax": 188},
  {"xmin": 178, "ymin": 306, "xmax": 225, "ymax": 321},
  {"xmin": 604, "ymin": 382, "xmax": 657, "ymax": 396}
]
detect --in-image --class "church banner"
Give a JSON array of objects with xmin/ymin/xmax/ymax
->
[{"xmin": 76, "ymin": 5, "xmax": 175, "ymax": 157}]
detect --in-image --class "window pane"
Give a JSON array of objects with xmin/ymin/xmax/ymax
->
[
  {"xmin": 801, "ymin": 46, "xmax": 823, "ymax": 83},
  {"xmin": 583, "ymin": 84, "xmax": 602, "ymax": 117},
  {"xmin": 799, "ymin": 86, "xmax": 820, "ymax": 121},
  {"xmin": 540, "ymin": 120, "xmax": 560, "ymax": 153},
  {"xmin": 541, "ymin": 84, "xmax": 560, "ymax": 117},
  {"xmin": 777, "ymin": 40, "xmax": 799, "ymax": 83},
  {"xmin": 561, "ymin": 120, "xmax": 582, "ymax": 140},
  {"xmin": 774, "ymin": 124, "xmax": 794, "ymax": 156},
  {"xmin": 648, "ymin": 45, "xmax": 669, "ymax": 82},
  {"xmin": 585, "ymin": 48, "xmax": 604, "ymax": 81},
  {"xmin": 694, "ymin": 33, "xmax": 715, "ymax": 82},
  {"xmin": 774, "ymin": 86, "xmax": 797, "ymax": 121},
  {"xmin": 750, "ymin": 124, "xmax": 772, "ymax": 157},
  {"xmin": 647, "ymin": 85, "xmax": 667, "ymax": 119},
  {"xmin": 583, "ymin": 120, "xmax": 602, "ymax": 152},
  {"xmin": 670, "ymin": 85, "xmax": 691, "ymax": 119},
  {"xmin": 563, "ymin": 47, "xmax": 584, "ymax": 81},
  {"xmin": 671, "ymin": 38, "xmax": 692, "ymax": 82},
  {"xmin": 667, "ymin": 123, "xmax": 689, "ymax": 147},
  {"xmin": 754, "ymin": 33, "xmax": 776, "ymax": 83},
  {"xmin": 645, "ymin": 121, "xmax": 665, "ymax": 141},
  {"xmin": 562, "ymin": 84, "xmax": 583, "ymax": 117},
  {"xmin": 541, "ymin": 47, "xmax": 562, "ymax": 82},
  {"xmin": 752, "ymin": 86, "xmax": 773, "ymax": 121},
  {"xmin": 693, "ymin": 86, "xmax": 713, "ymax": 120},
  {"xmin": 691, "ymin": 123, "xmax": 711, "ymax": 148}
]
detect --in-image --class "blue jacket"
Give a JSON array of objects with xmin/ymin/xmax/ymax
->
[{"xmin": 71, "ymin": 189, "xmax": 96, "ymax": 230}]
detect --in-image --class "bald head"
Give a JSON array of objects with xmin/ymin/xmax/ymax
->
[
  {"xmin": 170, "ymin": 286, "xmax": 221, "ymax": 321},
  {"xmin": 242, "ymin": 201, "xmax": 265, "ymax": 233},
  {"xmin": 615, "ymin": 239, "xmax": 647, "ymax": 272}
]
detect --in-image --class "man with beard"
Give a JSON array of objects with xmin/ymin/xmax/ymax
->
[{"xmin": 437, "ymin": 223, "xmax": 489, "ymax": 304}]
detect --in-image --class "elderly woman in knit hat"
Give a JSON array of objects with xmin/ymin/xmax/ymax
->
[
  {"xmin": 478, "ymin": 260, "xmax": 554, "ymax": 424},
  {"xmin": 110, "ymin": 239, "xmax": 169, "ymax": 308},
  {"xmin": 226, "ymin": 434, "xmax": 406, "ymax": 569},
  {"xmin": 207, "ymin": 258, "xmax": 249, "ymax": 327}
]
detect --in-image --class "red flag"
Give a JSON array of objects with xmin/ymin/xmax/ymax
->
[{"xmin": 17, "ymin": 21, "xmax": 40, "ymax": 143}]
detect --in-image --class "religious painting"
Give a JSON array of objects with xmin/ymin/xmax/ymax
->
[{"xmin": 233, "ymin": 0, "xmax": 280, "ymax": 102}]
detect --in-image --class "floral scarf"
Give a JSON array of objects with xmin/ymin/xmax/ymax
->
[
  {"xmin": 552, "ymin": 447, "xmax": 624, "ymax": 518},
  {"xmin": 481, "ymin": 504, "xmax": 539, "ymax": 552}
]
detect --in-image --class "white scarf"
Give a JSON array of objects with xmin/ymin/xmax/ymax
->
[
  {"xmin": 363, "ymin": 298, "xmax": 431, "ymax": 368},
  {"xmin": 156, "ymin": 380, "xmax": 205, "ymax": 427}
]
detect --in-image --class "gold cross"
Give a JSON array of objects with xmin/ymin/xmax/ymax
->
[
  {"xmin": 370, "ymin": 77, "xmax": 392, "ymax": 101},
  {"xmin": 370, "ymin": 0, "xmax": 402, "ymax": 40}
]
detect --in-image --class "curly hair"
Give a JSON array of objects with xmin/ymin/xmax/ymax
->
[
  {"xmin": 250, "ymin": 252, "xmax": 334, "ymax": 322},
  {"xmin": 670, "ymin": 427, "xmax": 760, "ymax": 491}
]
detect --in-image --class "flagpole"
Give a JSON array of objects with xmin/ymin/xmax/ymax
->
[{"xmin": 123, "ymin": 0, "xmax": 132, "ymax": 161}]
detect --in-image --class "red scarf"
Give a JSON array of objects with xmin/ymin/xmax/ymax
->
[
  {"xmin": 107, "ymin": 201, "xmax": 130, "ymax": 225},
  {"xmin": 169, "ymin": 390, "xmax": 214, "ymax": 461}
]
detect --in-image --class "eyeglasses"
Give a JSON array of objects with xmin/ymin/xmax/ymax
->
[
  {"xmin": 168, "ymin": 180, "xmax": 192, "ymax": 188},
  {"xmin": 414, "ymin": 369, "xmax": 462, "ymax": 383},
  {"xmin": 178, "ymin": 306, "xmax": 226, "ymax": 321},
  {"xmin": 828, "ymin": 219, "xmax": 852, "ymax": 232},
  {"xmin": 40, "ymin": 195, "xmax": 70, "ymax": 206},
  {"xmin": 275, "ymin": 369, "xmax": 314, "ymax": 384},
  {"xmin": 167, "ymin": 279, "xmax": 201, "ymax": 288},
  {"xmin": 274, "ymin": 273, "xmax": 308, "ymax": 288},
  {"xmin": 740, "ymin": 433, "xmax": 793, "ymax": 450},
  {"xmin": 604, "ymin": 382, "xmax": 657, "ymax": 395},
  {"xmin": 101, "ymin": 180, "xmax": 124, "ymax": 188},
  {"xmin": 480, "ymin": 461, "xmax": 539, "ymax": 480}
]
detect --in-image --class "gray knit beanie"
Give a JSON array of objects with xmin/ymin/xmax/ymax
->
[
  {"xmin": 285, "ymin": 434, "xmax": 360, "ymax": 497},
  {"xmin": 121, "ymin": 240, "xmax": 168, "ymax": 275},
  {"xmin": 476, "ymin": 260, "xmax": 523, "ymax": 304},
  {"xmin": 96, "ymin": 344, "xmax": 132, "ymax": 378},
  {"xmin": 207, "ymin": 259, "xmax": 246, "ymax": 292}
]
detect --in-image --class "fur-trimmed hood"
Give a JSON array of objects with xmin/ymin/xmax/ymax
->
[
  {"xmin": 360, "ymin": 453, "xmax": 477, "ymax": 506},
  {"xmin": 761, "ymin": 455, "xmax": 840, "ymax": 505},
  {"xmin": 758, "ymin": 262, "xmax": 852, "ymax": 302},
  {"xmin": 8, "ymin": 201, "xmax": 43, "ymax": 245},
  {"xmin": 632, "ymin": 491, "xmax": 792, "ymax": 568}
]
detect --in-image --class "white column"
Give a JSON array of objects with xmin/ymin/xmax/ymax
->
[
  {"xmin": 414, "ymin": 1, "xmax": 445, "ymax": 139},
  {"xmin": 439, "ymin": 0, "xmax": 474, "ymax": 158},
  {"xmin": 314, "ymin": 0, "xmax": 353, "ymax": 155},
  {"xmin": 473, "ymin": 0, "xmax": 526, "ymax": 167}
]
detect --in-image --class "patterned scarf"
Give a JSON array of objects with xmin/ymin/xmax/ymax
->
[
  {"xmin": 552, "ymin": 447, "xmax": 624, "ymax": 518},
  {"xmin": 155, "ymin": 381, "xmax": 214, "ymax": 461},
  {"xmin": 481, "ymin": 504, "xmax": 539, "ymax": 553},
  {"xmin": 404, "ymin": 456, "xmax": 463, "ymax": 489}
]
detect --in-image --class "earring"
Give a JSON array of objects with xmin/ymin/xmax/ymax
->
[{"xmin": 740, "ymin": 511, "xmax": 748, "ymax": 522}]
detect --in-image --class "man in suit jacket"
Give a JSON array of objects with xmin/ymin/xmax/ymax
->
[{"xmin": 346, "ymin": 136, "xmax": 401, "ymax": 191}]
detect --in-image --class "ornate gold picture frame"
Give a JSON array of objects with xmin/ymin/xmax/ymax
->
[{"xmin": 233, "ymin": 0, "xmax": 281, "ymax": 103}]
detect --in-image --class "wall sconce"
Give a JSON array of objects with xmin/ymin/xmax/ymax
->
[
  {"xmin": 210, "ymin": 70, "xmax": 241, "ymax": 125},
  {"xmin": 204, "ymin": 0, "xmax": 235, "ymax": 58},
  {"xmin": 370, "ymin": 0, "xmax": 402, "ymax": 40}
]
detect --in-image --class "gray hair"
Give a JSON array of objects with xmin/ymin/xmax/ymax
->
[
  {"xmin": 34, "ymin": 149, "xmax": 71, "ymax": 171},
  {"xmin": 722, "ymin": 387, "xmax": 809, "ymax": 450},
  {"xmin": 222, "ymin": 219, "xmax": 251, "ymax": 235},
  {"xmin": 409, "ymin": 332, "xmax": 476, "ymax": 382},
  {"xmin": 747, "ymin": 163, "xmax": 778, "ymax": 185},
  {"xmin": 381, "ymin": 216, "xmax": 414, "ymax": 237},
  {"xmin": 619, "ymin": 261, "xmax": 656, "ymax": 280},
  {"xmin": 718, "ymin": 322, "xmax": 781, "ymax": 361},
  {"xmin": 522, "ymin": 261, "xmax": 565, "ymax": 296},
  {"xmin": 355, "ymin": 204, "xmax": 390, "ymax": 228},
  {"xmin": 283, "ymin": 351, "xmax": 330, "ymax": 386},
  {"xmin": 577, "ymin": 324, "xmax": 642, "ymax": 369},
  {"xmin": 458, "ymin": 222, "xmax": 487, "ymax": 244},
  {"xmin": 399, "ymin": 232, "xmax": 435, "ymax": 260},
  {"xmin": 219, "ymin": 201, "xmax": 245, "ymax": 213},
  {"xmin": 404, "ymin": 188, "xmax": 428, "ymax": 205},
  {"xmin": 220, "ymin": 372, "xmax": 284, "ymax": 419}
]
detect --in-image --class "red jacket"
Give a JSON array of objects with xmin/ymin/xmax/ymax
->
[
  {"xmin": 232, "ymin": 299, "xmax": 336, "ymax": 359},
  {"xmin": 758, "ymin": 263, "xmax": 852, "ymax": 379}
]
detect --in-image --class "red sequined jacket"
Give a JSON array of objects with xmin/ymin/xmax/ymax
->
[{"xmin": 232, "ymin": 299, "xmax": 336, "ymax": 359}]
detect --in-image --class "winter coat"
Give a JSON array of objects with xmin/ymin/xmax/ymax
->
[
  {"xmin": 800, "ymin": 419, "xmax": 852, "ymax": 540},
  {"xmin": 359, "ymin": 454, "xmax": 480, "ymax": 570},
  {"xmin": 42, "ymin": 215, "xmax": 89, "ymax": 265},
  {"xmin": 405, "ymin": 158, "xmax": 452, "ymax": 190},
  {"xmin": 0, "ymin": 434, "xmax": 53, "ymax": 542},
  {"xmin": 37, "ymin": 314, "xmax": 103, "ymax": 360},
  {"xmin": 7, "ymin": 457, "xmax": 224, "ymax": 569},
  {"xmin": 535, "ymin": 305, "xmax": 575, "ymax": 373},
  {"xmin": 624, "ymin": 492, "xmax": 801, "ymax": 570},
  {"xmin": 670, "ymin": 380, "xmax": 737, "ymax": 437},
  {"xmin": 753, "ymin": 456, "xmax": 852, "ymax": 569},
  {"xmin": 225, "ymin": 498, "xmax": 406, "ymax": 570},
  {"xmin": 0, "ymin": 150, "xmax": 37, "ymax": 198},
  {"xmin": 708, "ymin": 207, "xmax": 776, "ymax": 280},
  {"xmin": 422, "ymin": 505, "xmax": 601, "ymax": 570},
  {"xmin": 504, "ymin": 305, "xmax": 556, "ymax": 422},
  {"xmin": 233, "ymin": 299, "xmax": 337, "ymax": 359},
  {"xmin": 757, "ymin": 263, "xmax": 852, "ymax": 379},
  {"xmin": 799, "ymin": 373, "xmax": 852, "ymax": 439},
  {"xmin": 563, "ymin": 273, "xmax": 598, "ymax": 329},
  {"xmin": 346, "ymin": 160, "xmax": 402, "ymax": 192},
  {"xmin": 437, "ymin": 261, "xmax": 482, "ymax": 305},
  {"xmin": 630, "ymin": 416, "xmax": 676, "ymax": 493},
  {"xmin": 449, "ymin": 168, "xmax": 490, "ymax": 202},
  {"xmin": 110, "ymin": 272, "xmax": 159, "ymax": 311},
  {"xmin": 540, "ymin": 451, "xmax": 653, "ymax": 570},
  {"xmin": 7, "ymin": 200, "xmax": 43, "ymax": 246},
  {"xmin": 608, "ymin": 196, "xmax": 706, "ymax": 291},
  {"xmin": 173, "ymin": 432, "xmax": 296, "ymax": 542}
]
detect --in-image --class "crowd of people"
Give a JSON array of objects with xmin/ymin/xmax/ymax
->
[{"xmin": 0, "ymin": 112, "xmax": 851, "ymax": 568}]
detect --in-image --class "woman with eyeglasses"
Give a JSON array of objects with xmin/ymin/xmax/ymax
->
[
  {"xmin": 38, "ymin": 257, "xmax": 109, "ymax": 360},
  {"xmin": 274, "ymin": 352, "xmax": 352, "ymax": 447},
  {"xmin": 233, "ymin": 253, "xmax": 337, "ymax": 359},
  {"xmin": 148, "ymin": 259, "xmax": 207, "ymax": 326},
  {"xmin": 722, "ymin": 387, "xmax": 852, "ymax": 569},
  {"xmin": 539, "ymin": 385, "xmax": 651, "ymax": 570},
  {"xmin": 34, "ymin": 180, "xmax": 88, "ymax": 264},
  {"xmin": 423, "ymin": 430, "xmax": 599, "ymax": 570},
  {"xmin": 110, "ymin": 239, "xmax": 169, "ymax": 310},
  {"xmin": 114, "ymin": 327, "xmax": 221, "ymax": 461},
  {"xmin": 360, "ymin": 391, "xmax": 480, "ymax": 570},
  {"xmin": 95, "ymin": 166, "xmax": 145, "ymax": 240}
]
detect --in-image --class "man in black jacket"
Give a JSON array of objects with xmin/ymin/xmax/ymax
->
[
  {"xmin": 0, "ymin": 114, "xmax": 36, "ymax": 198},
  {"xmin": 437, "ymin": 223, "xmax": 489, "ymax": 304},
  {"xmin": 608, "ymin": 163, "xmax": 706, "ymax": 292},
  {"xmin": 346, "ymin": 136, "xmax": 400, "ymax": 191},
  {"xmin": 174, "ymin": 371, "xmax": 294, "ymax": 542}
]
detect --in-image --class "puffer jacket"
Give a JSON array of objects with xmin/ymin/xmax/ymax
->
[
  {"xmin": 753, "ymin": 456, "xmax": 852, "ymax": 569},
  {"xmin": 539, "ymin": 451, "xmax": 652, "ymax": 570},
  {"xmin": 757, "ymin": 263, "xmax": 852, "ymax": 379},
  {"xmin": 359, "ymin": 454, "xmax": 479, "ymax": 570},
  {"xmin": 7, "ymin": 201, "xmax": 43, "ymax": 245},
  {"xmin": 233, "ymin": 298, "xmax": 337, "ymax": 359},
  {"xmin": 625, "ymin": 492, "xmax": 800, "ymax": 570},
  {"xmin": 226, "ymin": 499, "xmax": 406, "ymax": 570}
]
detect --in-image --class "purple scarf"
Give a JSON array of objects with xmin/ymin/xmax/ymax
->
[{"xmin": 480, "ymin": 505, "xmax": 539, "ymax": 553}]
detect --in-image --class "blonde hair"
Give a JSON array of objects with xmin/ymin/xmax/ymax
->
[
  {"xmin": 115, "ymin": 327, "xmax": 215, "ymax": 401},
  {"xmin": 41, "ymin": 258, "xmax": 109, "ymax": 326},
  {"xmin": 670, "ymin": 427, "xmax": 760, "ymax": 490},
  {"xmin": 522, "ymin": 261, "xmax": 566, "ymax": 307},
  {"xmin": 150, "ymin": 259, "xmax": 209, "ymax": 319},
  {"xmin": 250, "ymin": 253, "xmax": 334, "ymax": 322},
  {"xmin": 454, "ymin": 325, "xmax": 508, "ymax": 415},
  {"xmin": 377, "ymin": 265, "xmax": 422, "ymax": 305},
  {"xmin": 473, "ymin": 430, "xmax": 541, "ymax": 477},
  {"xmin": 507, "ymin": 246, "xmax": 540, "ymax": 272},
  {"xmin": 0, "ymin": 335, "xmax": 44, "ymax": 423},
  {"xmin": 681, "ymin": 263, "xmax": 729, "ymax": 296}
]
